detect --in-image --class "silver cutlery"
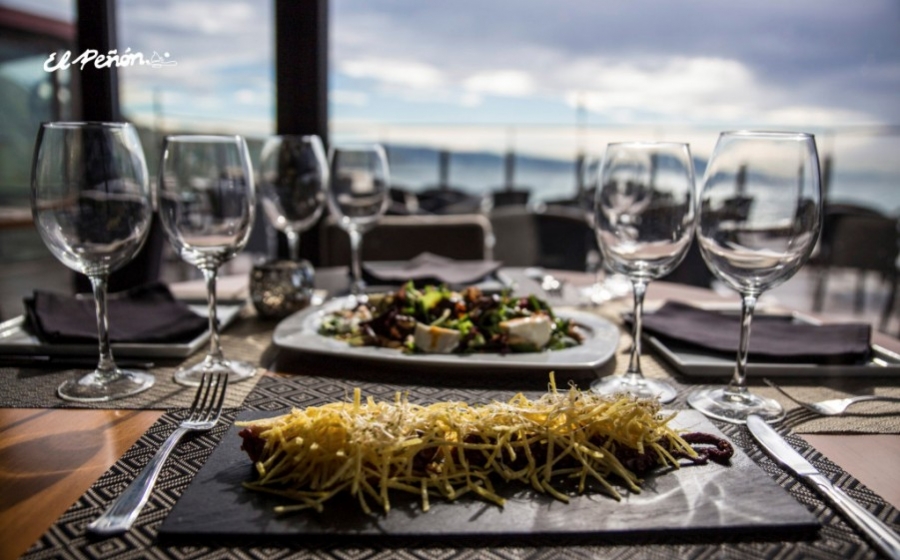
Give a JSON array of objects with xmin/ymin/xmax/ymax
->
[
  {"xmin": 747, "ymin": 415, "xmax": 900, "ymax": 559},
  {"xmin": 763, "ymin": 378, "xmax": 900, "ymax": 416},
  {"xmin": 87, "ymin": 373, "xmax": 227, "ymax": 535}
]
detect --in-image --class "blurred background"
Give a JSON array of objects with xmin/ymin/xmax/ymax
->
[{"xmin": 1, "ymin": 0, "xmax": 899, "ymax": 331}]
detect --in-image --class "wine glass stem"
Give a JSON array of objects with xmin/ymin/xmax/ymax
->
[
  {"xmin": 89, "ymin": 274, "xmax": 117, "ymax": 376},
  {"xmin": 349, "ymin": 228, "xmax": 364, "ymax": 295},
  {"xmin": 626, "ymin": 278, "xmax": 648, "ymax": 378},
  {"xmin": 202, "ymin": 267, "xmax": 224, "ymax": 362},
  {"xmin": 727, "ymin": 294, "xmax": 758, "ymax": 398},
  {"xmin": 286, "ymin": 230, "xmax": 300, "ymax": 262}
]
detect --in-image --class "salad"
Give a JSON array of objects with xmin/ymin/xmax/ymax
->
[{"xmin": 318, "ymin": 282, "xmax": 583, "ymax": 354}]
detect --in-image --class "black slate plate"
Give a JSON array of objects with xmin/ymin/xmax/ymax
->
[{"xmin": 158, "ymin": 409, "xmax": 818, "ymax": 545}]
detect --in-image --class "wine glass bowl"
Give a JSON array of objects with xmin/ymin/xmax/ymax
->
[
  {"xmin": 327, "ymin": 144, "xmax": 390, "ymax": 297},
  {"xmin": 591, "ymin": 142, "xmax": 696, "ymax": 403},
  {"xmin": 259, "ymin": 135, "xmax": 328, "ymax": 262},
  {"xmin": 688, "ymin": 131, "xmax": 822, "ymax": 423},
  {"xmin": 158, "ymin": 135, "xmax": 257, "ymax": 386},
  {"xmin": 31, "ymin": 121, "xmax": 155, "ymax": 401}
]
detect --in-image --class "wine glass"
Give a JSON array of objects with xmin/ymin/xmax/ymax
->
[
  {"xmin": 580, "ymin": 154, "xmax": 630, "ymax": 306},
  {"xmin": 258, "ymin": 134, "xmax": 328, "ymax": 264},
  {"xmin": 688, "ymin": 131, "xmax": 822, "ymax": 423},
  {"xmin": 158, "ymin": 135, "xmax": 257, "ymax": 386},
  {"xmin": 591, "ymin": 142, "xmax": 697, "ymax": 403},
  {"xmin": 327, "ymin": 144, "xmax": 390, "ymax": 298},
  {"xmin": 31, "ymin": 122, "xmax": 154, "ymax": 402}
]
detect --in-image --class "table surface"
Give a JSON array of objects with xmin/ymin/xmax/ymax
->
[{"xmin": 1, "ymin": 274, "xmax": 898, "ymax": 560}]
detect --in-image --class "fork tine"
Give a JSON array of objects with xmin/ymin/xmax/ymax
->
[
  {"xmin": 189, "ymin": 373, "xmax": 215, "ymax": 422},
  {"xmin": 208, "ymin": 373, "xmax": 228, "ymax": 423},
  {"xmin": 187, "ymin": 372, "xmax": 208, "ymax": 415}
]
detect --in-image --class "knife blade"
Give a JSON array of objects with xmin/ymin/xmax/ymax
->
[{"xmin": 747, "ymin": 415, "xmax": 900, "ymax": 560}]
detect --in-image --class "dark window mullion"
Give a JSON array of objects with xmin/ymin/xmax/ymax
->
[
  {"xmin": 275, "ymin": 0, "xmax": 328, "ymax": 145},
  {"xmin": 75, "ymin": 0, "xmax": 119, "ymax": 121}
]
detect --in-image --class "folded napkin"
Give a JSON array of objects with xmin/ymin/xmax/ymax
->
[
  {"xmin": 640, "ymin": 301, "xmax": 871, "ymax": 364},
  {"xmin": 363, "ymin": 252, "xmax": 502, "ymax": 286},
  {"xmin": 25, "ymin": 282, "xmax": 209, "ymax": 344}
]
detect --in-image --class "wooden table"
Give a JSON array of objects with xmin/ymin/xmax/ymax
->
[{"xmin": 1, "ymin": 278, "xmax": 898, "ymax": 560}]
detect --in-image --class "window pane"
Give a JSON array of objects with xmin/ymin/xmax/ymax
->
[
  {"xmin": 0, "ymin": 0, "xmax": 75, "ymax": 205},
  {"xmin": 330, "ymin": 1, "xmax": 900, "ymax": 212},
  {"xmin": 117, "ymin": 0, "xmax": 275, "ymax": 176}
]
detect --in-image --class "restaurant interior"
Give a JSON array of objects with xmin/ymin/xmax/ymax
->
[{"xmin": 1, "ymin": 1, "xmax": 899, "ymax": 559}]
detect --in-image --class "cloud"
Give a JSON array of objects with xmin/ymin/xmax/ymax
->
[
  {"xmin": 463, "ymin": 70, "xmax": 535, "ymax": 97},
  {"xmin": 559, "ymin": 57, "xmax": 763, "ymax": 123},
  {"xmin": 339, "ymin": 58, "xmax": 444, "ymax": 90},
  {"xmin": 331, "ymin": 89, "xmax": 369, "ymax": 107}
]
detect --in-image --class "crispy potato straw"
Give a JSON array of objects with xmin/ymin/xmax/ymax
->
[{"xmin": 237, "ymin": 374, "xmax": 699, "ymax": 514}]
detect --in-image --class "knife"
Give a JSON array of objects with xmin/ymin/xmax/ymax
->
[{"xmin": 747, "ymin": 415, "xmax": 900, "ymax": 560}]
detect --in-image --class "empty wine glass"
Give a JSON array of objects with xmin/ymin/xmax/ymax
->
[
  {"xmin": 580, "ymin": 153, "xmax": 630, "ymax": 306},
  {"xmin": 258, "ymin": 134, "xmax": 328, "ymax": 264},
  {"xmin": 31, "ymin": 122, "xmax": 154, "ymax": 402},
  {"xmin": 327, "ymin": 144, "xmax": 390, "ymax": 298},
  {"xmin": 591, "ymin": 142, "xmax": 697, "ymax": 403},
  {"xmin": 158, "ymin": 135, "xmax": 257, "ymax": 386},
  {"xmin": 688, "ymin": 131, "xmax": 822, "ymax": 423}
]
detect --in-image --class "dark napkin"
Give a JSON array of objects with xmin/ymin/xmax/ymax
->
[
  {"xmin": 24, "ymin": 282, "xmax": 209, "ymax": 344},
  {"xmin": 363, "ymin": 252, "xmax": 502, "ymax": 286},
  {"xmin": 640, "ymin": 301, "xmax": 871, "ymax": 364}
]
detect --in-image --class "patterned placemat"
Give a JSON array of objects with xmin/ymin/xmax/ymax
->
[
  {"xmin": 0, "ymin": 310, "xmax": 275, "ymax": 409},
  {"xmin": 576, "ymin": 294, "xmax": 900, "ymax": 434},
  {"xmin": 22, "ymin": 373, "xmax": 900, "ymax": 560}
]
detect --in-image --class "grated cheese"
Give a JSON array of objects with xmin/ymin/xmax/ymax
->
[{"xmin": 237, "ymin": 374, "xmax": 698, "ymax": 514}]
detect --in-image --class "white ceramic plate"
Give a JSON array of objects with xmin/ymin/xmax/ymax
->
[
  {"xmin": 0, "ymin": 303, "xmax": 243, "ymax": 359},
  {"xmin": 272, "ymin": 296, "xmax": 620, "ymax": 370}
]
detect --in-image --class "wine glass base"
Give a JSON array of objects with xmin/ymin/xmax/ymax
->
[
  {"xmin": 58, "ymin": 369, "xmax": 155, "ymax": 403},
  {"xmin": 688, "ymin": 387, "xmax": 784, "ymax": 424},
  {"xmin": 174, "ymin": 356, "xmax": 257, "ymax": 386},
  {"xmin": 590, "ymin": 375, "xmax": 678, "ymax": 403}
]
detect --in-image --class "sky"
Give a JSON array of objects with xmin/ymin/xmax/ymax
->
[
  {"xmin": 5, "ymin": 0, "xmax": 900, "ymax": 166},
  {"xmin": 326, "ymin": 0, "xmax": 900, "ymax": 164}
]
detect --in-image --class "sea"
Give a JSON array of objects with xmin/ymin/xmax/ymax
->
[{"xmin": 382, "ymin": 144, "xmax": 900, "ymax": 213}]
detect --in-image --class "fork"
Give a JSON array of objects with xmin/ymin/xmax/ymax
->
[
  {"xmin": 763, "ymin": 378, "xmax": 900, "ymax": 416},
  {"xmin": 87, "ymin": 373, "xmax": 228, "ymax": 535}
]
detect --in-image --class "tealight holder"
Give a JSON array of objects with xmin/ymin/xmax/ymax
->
[{"xmin": 250, "ymin": 259, "xmax": 315, "ymax": 319}]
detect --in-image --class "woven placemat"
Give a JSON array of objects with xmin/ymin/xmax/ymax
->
[
  {"xmin": 574, "ymin": 296, "xmax": 900, "ymax": 434},
  {"xmin": 0, "ymin": 309, "xmax": 274, "ymax": 409},
  {"xmin": 21, "ymin": 373, "xmax": 900, "ymax": 560}
]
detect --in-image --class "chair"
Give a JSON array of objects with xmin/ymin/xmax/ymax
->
[
  {"xmin": 489, "ymin": 205, "xmax": 597, "ymax": 271},
  {"xmin": 532, "ymin": 205, "xmax": 597, "ymax": 271},
  {"xmin": 415, "ymin": 188, "xmax": 483, "ymax": 215},
  {"xmin": 661, "ymin": 239, "xmax": 715, "ymax": 288},
  {"xmin": 318, "ymin": 213, "xmax": 493, "ymax": 266},
  {"xmin": 387, "ymin": 187, "xmax": 421, "ymax": 215},
  {"xmin": 489, "ymin": 206, "xmax": 539, "ymax": 267},
  {"xmin": 491, "ymin": 189, "xmax": 530, "ymax": 208},
  {"xmin": 812, "ymin": 204, "xmax": 899, "ymax": 331}
]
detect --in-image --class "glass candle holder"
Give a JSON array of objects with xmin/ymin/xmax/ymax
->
[{"xmin": 250, "ymin": 259, "xmax": 315, "ymax": 319}]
